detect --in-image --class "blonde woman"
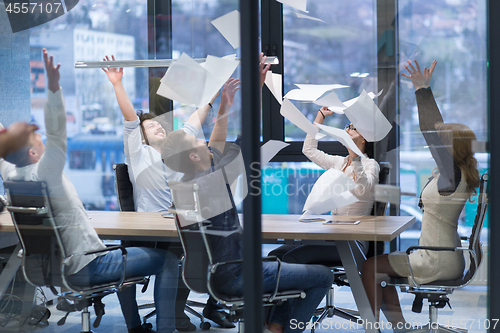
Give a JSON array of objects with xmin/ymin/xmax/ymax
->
[{"xmin": 361, "ymin": 60, "xmax": 480, "ymax": 329}]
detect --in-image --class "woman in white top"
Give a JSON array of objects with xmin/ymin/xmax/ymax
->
[{"xmin": 269, "ymin": 107, "xmax": 380, "ymax": 264}]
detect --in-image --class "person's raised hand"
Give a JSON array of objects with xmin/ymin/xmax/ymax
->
[
  {"xmin": 401, "ymin": 60, "xmax": 437, "ymax": 91},
  {"xmin": 101, "ymin": 55, "xmax": 124, "ymax": 86},
  {"xmin": 320, "ymin": 106, "xmax": 334, "ymax": 117},
  {"xmin": 43, "ymin": 48, "xmax": 60, "ymax": 93},
  {"xmin": 220, "ymin": 78, "xmax": 241, "ymax": 108},
  {"xmin": 259, "ymin": 52, "xmax": 271, "ymax": 88}
]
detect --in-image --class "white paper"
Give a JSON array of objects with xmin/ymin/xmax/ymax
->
[
  {"xmin": 331, "ymin": 90, "xmax": 383, "ymax": 114},
  {"xmin": 315, "ymin": 122, "xmax": 364, "ymax": 157},
  {"xmin": 260, "ymin": 140, "xmax": 289, "ymax": 167},
  {"xmin": 157, "ymin": 53, "xmax": 239, "ymax": 107},
  {"xmin": 302, "ymin": 168, "xmax": 359, "ymax": 216},
  {"xmin": 264, "ymin": 71, "xmax": 283, "ymax": 105},
  {"xmin": 295, "ymin": 83, "xmax": 349, "ymax": 91},
  {"xmin": 285, "ymin": 84, "xmax": 348, "ymax": 102},
  {"xmin": 280, "ymin": 98, "xmax": 323, "ymax": 138},
  {"xmin": 158, "ymin": 53, "xmax": 206, "ymax": 105},
  {"xmin": 293, "ymin": 11, "xmax": 325, "ymax": 23},
  {"xmin": 276, "ymin": 0, "xmax": 308, "ymax": 12},
  {"xmin": 343, "ymin": 90, "xmax": 392, "ymax": 142},
  {"xmin": 211, "ymin": 10, "xmax": 240, "ymax": 49},
  {"xmin": 313, "ymin": 90, "xmax": 345, "ymax": 109}
]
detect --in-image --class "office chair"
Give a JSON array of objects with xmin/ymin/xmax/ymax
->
[
  {"xmin": 169, "ymin": 180, "xmax": 306, "ymax": 333},
  {"xmin": 309, "ymin": 162, "xmax": 392, "ymax": 331},
  {"xmin": 4, "ymin": 180, "xmax": 144, "ymax": 333},
  {"xmin": 113, "ymin": 163, "xmax": 209, "ymax": 329},
  {"xmin": 381, "ymin": 173, "xmax": 489, "ymax": 333}
]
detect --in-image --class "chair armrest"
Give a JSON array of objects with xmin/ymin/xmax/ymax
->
[
  {"xmin": 85, "ymin": 245, "xmax": 127, "ymax": 256},
  {"xmin": 62, "ymin": 245, "xmax": 129, "ymax": 294},
  {"xmin": 404, "ymin": 246, "xmax": 469, "ymax": 288},
  {"xmin": 210, "ymin": 256, "xmax": 284, "ymax": 303},
  {"xmin": 406, "ymin": 246, "xmax": 458, "ymax": 255},
  {"xmin": 210, "ymin": 259, "xmax": 244, "ymax": 277}
]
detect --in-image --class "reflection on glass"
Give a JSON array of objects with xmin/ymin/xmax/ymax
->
[{"xmin": 283, "ymin": 0, "xmax": 376, "ymax": 140}]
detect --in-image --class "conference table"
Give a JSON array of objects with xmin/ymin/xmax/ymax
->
[{"xmin": 0, "ymin": 211, "xmax": 415, "ymax": 333}]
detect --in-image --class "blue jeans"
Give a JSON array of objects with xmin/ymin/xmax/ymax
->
[
  {"xmin": 215, "ymin": 261, "xmax": 333, "ymax": 333},
  {"xmin": 67, "ymin": 247, "xmax": 178, "ymax": 333}
]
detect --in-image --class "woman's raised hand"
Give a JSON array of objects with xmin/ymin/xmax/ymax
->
[
  {"xmin": 319, "ymin": 106, "xmax": 334, "ymax": 117},
  {"xmin": 401, "ymin": 60, "xmax": 437, "ymax": 91}
]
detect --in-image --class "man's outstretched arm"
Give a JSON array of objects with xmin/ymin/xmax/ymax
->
[
  {"xmin": 186, "ymin": 90, "xmax": 220, "ymax": 130},
  {"xmin": 102, "ymin": 55, "xmax": 137, "ymax": 122},
  {"xmin": 208, "ymin": 78, "xmax": 240, "ymax": 153}
]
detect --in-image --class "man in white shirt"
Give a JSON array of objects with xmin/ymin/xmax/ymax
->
[{"xmin": 1, "ymin": 49, "xmax": 179, "ymax": 333}]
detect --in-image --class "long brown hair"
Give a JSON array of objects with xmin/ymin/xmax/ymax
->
[{"xmin": 436, "ymin": 122, "xmax": 480, "ymax": 200}]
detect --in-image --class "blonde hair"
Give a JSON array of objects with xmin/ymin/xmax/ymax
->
[{"xmin": 435, "ymin": 122, "xmax": 480, "ymax": 200}]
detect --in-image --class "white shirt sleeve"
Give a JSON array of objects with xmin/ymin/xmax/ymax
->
[
  {"xmin": 302, "ymin": 133, "xmax": 344, "ymax": 170},
  {"xmin": 182, "ymin": 122, "xmax": 199, "ymax": 136},
  {"xmin": 123, "ymin": 118, "xmax": 143, "ymax": 164},
  {"xmin": 350, "ymin": 158, "xmax": 380, "ymax": 195},
  {"xmin": 36, "ymin": 88, "xmax": 66, "ymax": 185}
]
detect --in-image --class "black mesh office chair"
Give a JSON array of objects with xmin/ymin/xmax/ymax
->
[
  {"xmin": 113, "ymin": 163, "xmax": 209, "ymax": 329},
  {"xmin": 4, "ymin": 180, "xmax": 144, "ymax": 333},
  {"xmin": 382, "ymin": 173, "xmax": 489, "ymax": 333},
  {"xmin": 309, "ymin": 162, "xmax": 392, "ymax": 331},
  {"xmin": 169, "ymin": 180, "xmax": 307, "ymax": 333}
]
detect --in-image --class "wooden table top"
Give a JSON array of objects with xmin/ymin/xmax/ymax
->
[{"xmin": 0, "ymin": 211, "xmax": 415, "ymax": 242}]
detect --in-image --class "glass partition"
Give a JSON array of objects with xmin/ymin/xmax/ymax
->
[{"xmin": 0, "ymin": 0, "xmax": 491, "ymax": 331}]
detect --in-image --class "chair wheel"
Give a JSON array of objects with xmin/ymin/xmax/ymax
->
[
  {"xmin": 200, "ymin": 321, "xmax": 211, "ymax": 330},
  {"xmin": 143, "ymin": 322, "xmax": 153, "ymax": 330}
]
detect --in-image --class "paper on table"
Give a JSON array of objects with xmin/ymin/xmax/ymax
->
[
  {"xmin": 264, "ymin": 71, "xmax": 283, "ymax": 105},
  {"xmin": 343, "ymin": 90, "xmax": 392, "ymax": 142},
  {"xmin": 301, "ymin": 168, "xmax": 359, "ymax": 217},
  {"xmin": 285, "ymin": 84, "xmax": 348, "ymax": 102},
  {"xmin": 281, "ymin": 98, "xmax": 325, "ymax": 139},
  {"xmin": 157, "ymin": 53, "xmax": 238, "ymax": 107},
  {"xmin": 329, "ymin": 90, "xmax": 383, "ymax": 114},
  {"xmin": 293, "ymin": 11, "xmax": 326, "ymax": 23},
  {"xmin": 315, "ymin": 122, "xmax": 364, "ymax": 157},
  {"xmin": 276, "ymin": 0, "xmax": 308, "ymax": 12},
  {"xmin": 211, "ymin": 10, "xmax": 240, "ymax": 49},
  {"xmin": 260, "ymin": 140, "xmax": 289, "ymax": 167}
]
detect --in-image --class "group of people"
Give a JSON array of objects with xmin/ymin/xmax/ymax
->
[{"xmin": 0, "ymin": 47, "xmax": 480, "ymax": 333}]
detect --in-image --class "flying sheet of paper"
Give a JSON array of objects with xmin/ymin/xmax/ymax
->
[
  {"xmin": 313, "ymin": 90, "xmax": 345, "ymax": 109},
  {"xmin": 157, "ymin": 53, "xmax": 239, "ymax": 107},
  {"xmin": 329, "ymin": 90, "xmax": 383, "ymax": 114},
  {"xmin": 293, "ymin": 11, "xmax": 325, "ymax": 23},
  {"xmin": 280, "ymin": 98, "xmax": 325, "ymax": 139},
  {"xmin": 264, "ymin": 71, "xmax": 283, "ymax": 105},
  {"xmin": 315, "ymin": 122, "xmax": 364, "ymax": 157},
  {"xmin": 260, "ymin": 140, "xmax": 290, "ymax": 167},
  {"xmin": 211, "ymin": 10, "xmax": 240, "ymax": 49},
  {"xmin": 343, "ymin": 90, "xmax": 392, "ymax": 142},
  {"xmin": 285, "ymin": 84, "xmax": 348, "ymax": 102},
  {"xmin": 276, "ymin": 0, "xmax": 308, "ymax": 12},
  {"xmin": 301, "ymin": 168, "xmax": 359, "ymax": 217}
]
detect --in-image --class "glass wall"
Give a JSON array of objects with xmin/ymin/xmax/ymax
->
[{"xmin": 0, "ymin": 0, "xmax": 491, "ymax": 331}]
